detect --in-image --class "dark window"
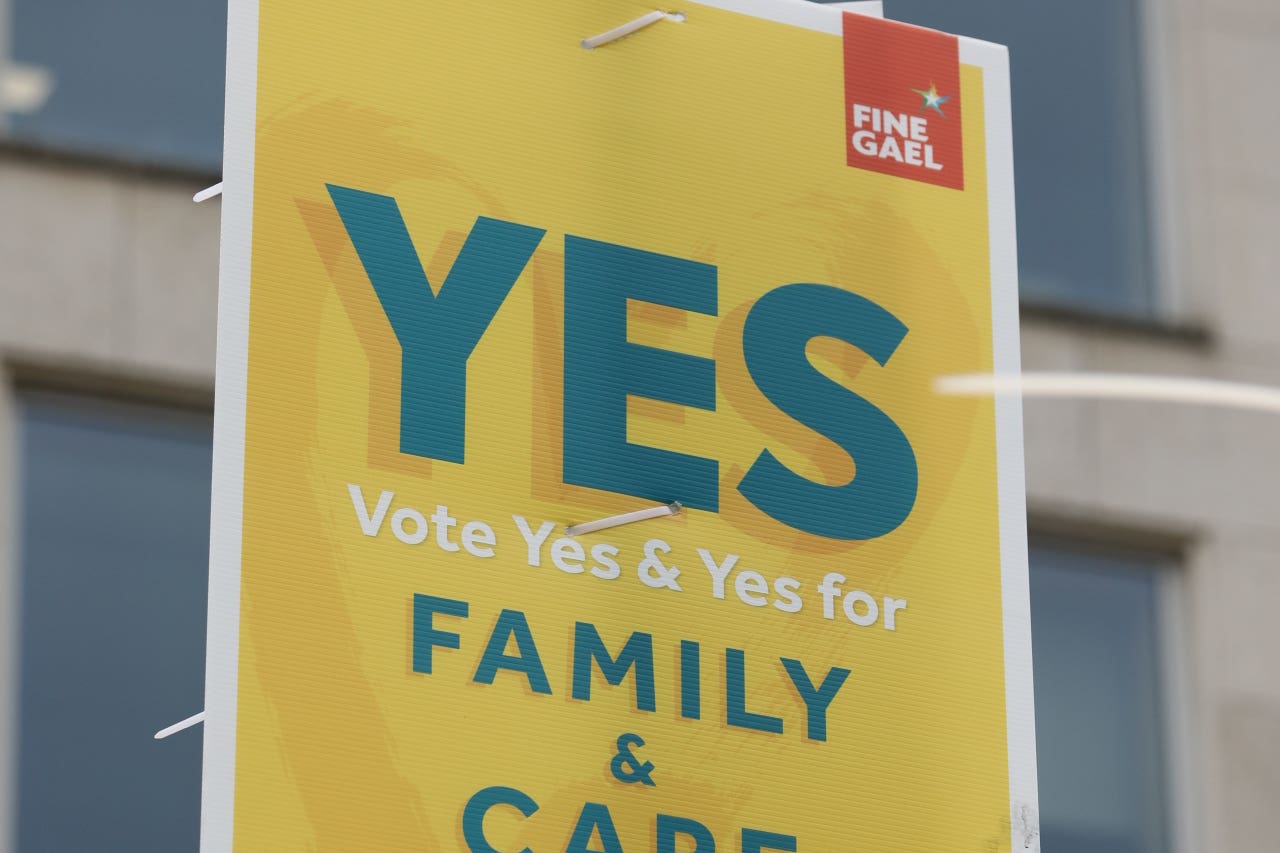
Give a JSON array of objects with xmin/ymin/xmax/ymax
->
[
  {"xmin": 1030, "ymin": 542, "xmax": 1173, "ymax": 852},
  {"xmin": 16, "ymin": 393, "xmax": 212, "ymax": 852},
  {"xmin": 7, "ymin": 0, "xmax": 226, "ymax": 170}
]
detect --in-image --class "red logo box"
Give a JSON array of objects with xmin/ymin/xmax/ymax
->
[{"xmin": 843, "ymin": 13, "xmax": 963, "ymax": 190}]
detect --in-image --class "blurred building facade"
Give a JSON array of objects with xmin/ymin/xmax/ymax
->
[{"xmin": 0, "ymin": 0, "xmax": 1276, "ymax": 850}]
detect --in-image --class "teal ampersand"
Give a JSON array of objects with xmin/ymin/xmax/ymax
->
[{"xmin": 609, "ymin": 733, "xmax": 656, "ymax": 787}]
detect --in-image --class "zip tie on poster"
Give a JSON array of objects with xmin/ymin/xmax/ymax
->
[
  {"xmin": 154, "ymin": 710, "xmax": 205, "ymax": 740},
  {"xmin": 566, "ymin": 502, "xmax": 682, "ymax": 537},
  {"xmin": 193, "ymin": 182, "xmax": 223, "ymax": 203},
  {"xmin": 582, "ymin": 10, "xmax": 685, "ymax": 50}
]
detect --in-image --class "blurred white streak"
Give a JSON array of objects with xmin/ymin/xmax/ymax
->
[
  {"xmin": 193, "ymin": 182, "xmax": 223, "ymax": 203},
  {"xmin": 936, "ymin": 372, "xmax": 1280, "ymax": 414},
  {"xmin": 0, "ymin": 63, "xmax": 54, "ymax": 114},
  {"xmin": 154, "ymin": 710, "xmax": 205, "ymax": 740}
]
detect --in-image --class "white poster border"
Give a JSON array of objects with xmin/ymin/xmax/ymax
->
[
  {"xmin": 958, "ymin": 35, "xmax": 1041, "ymax": 853},
  {"xmin": 200, "ymin": 0, "xmax": 259, "ymax": 848}
]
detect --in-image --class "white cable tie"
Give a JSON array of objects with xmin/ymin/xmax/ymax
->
[
  {"xmin": 154, "ymin": 710, "xmax": 206, "ymax": 740},
  {"xmin": 935, "ymin": 372, "xmax": 1280, "ymax": 414},
  {"xmin": 566, "ymin": 502, "xmax": 682, "ymax": 537},
  {"xmin": 193, "ymin": 182, "xmax": 223, "ymax": 203},
  {"xmin": 582, "ymin": 10, "xmax": 685, "ymax": 50}
]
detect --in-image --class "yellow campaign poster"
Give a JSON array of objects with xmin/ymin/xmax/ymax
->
[{"xmin": 203, "ymin": 1, "xmax": 1038, "ymax": 851}]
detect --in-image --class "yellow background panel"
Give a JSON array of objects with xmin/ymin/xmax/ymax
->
[{"xmin": 234, "ymin": 1, "xmax": 1010, "ymax": 850}]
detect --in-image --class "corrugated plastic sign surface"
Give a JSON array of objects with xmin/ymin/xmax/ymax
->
[{"xmin": 203, "ymin": 2, "xmax": 1038, "ymax": 850}]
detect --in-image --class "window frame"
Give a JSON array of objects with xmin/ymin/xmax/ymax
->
[
  {"xmin": 0, "ymin": 366, "xmax": 18, "ymax": 853},
  {"xmin": 0, "ymin": 0, "xmax": 13, "ymax": 136},
  {"xmin": 1155, "ymin": 547, "xmax": 1200, "ymax": 853},
  {"xmin": 1138, "ymin": 0, "xmax": 1200, "ymax": 326}
]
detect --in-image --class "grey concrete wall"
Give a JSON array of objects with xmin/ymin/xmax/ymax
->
[
  {"xmin": 0, "ymin": 155, "xmax": 220, "ymax": 391},
  {"xmin": 1, "ymin": 3, "xmax": 1279, "ymax": 841}
]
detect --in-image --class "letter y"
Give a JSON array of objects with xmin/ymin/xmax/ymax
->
[{"xmin": 327, "ymin": 185, "xmax": 545, "ymax": 463}]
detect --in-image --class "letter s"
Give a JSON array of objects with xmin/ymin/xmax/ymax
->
[{"xmin": 738, "ymin": 283, "xmax": 917, "ymax": 540}]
